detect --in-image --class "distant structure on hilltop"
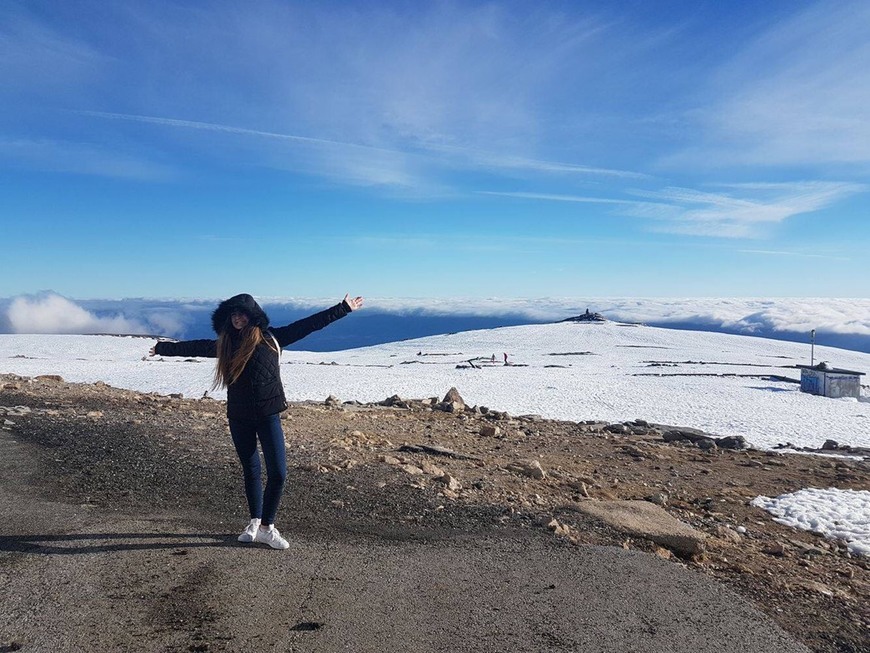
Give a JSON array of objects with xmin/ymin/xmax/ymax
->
[{"xmin": 561, "ymin": 308, "xmax": 607, "ymax": 323}]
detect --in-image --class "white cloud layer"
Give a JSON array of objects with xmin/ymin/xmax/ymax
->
[
  {"xmin": 7, "ymin": 294, "xmax": 149, "ymax": 335},
  {"xmin": 4, "ymin": 294, "xmax": 868, "ymax": 352}
]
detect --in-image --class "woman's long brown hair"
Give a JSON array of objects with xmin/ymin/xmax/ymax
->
[{"xmin": 212, "ymin": 323, "xmax": 279, "ymax": 389}]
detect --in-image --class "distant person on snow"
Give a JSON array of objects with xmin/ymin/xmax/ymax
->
[{"xmin": 148, "ymin": 293, "xmax": 364, "ymax": 550}]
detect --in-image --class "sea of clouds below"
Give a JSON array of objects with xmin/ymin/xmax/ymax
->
[{"xmin": 0, "ymin": 293, "xmax": 868, "ymax": 353}]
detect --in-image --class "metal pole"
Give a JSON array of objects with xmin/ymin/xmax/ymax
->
[{"xmin": 811, "ymin": 329, "xmax": 815, "ymax": 366}]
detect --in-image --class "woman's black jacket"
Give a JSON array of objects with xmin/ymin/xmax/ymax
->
[{"xmin": 154, "ymin": 302, "xmax": 350, "ymax": 421}]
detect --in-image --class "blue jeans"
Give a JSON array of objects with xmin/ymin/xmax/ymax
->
[{"xmin": 228, "ymin": 413, "xmax": 287, "ymax": 526}]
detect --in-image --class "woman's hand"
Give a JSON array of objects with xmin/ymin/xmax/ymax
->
[{"xmin": 343, "ymin": 294, "xmax": 364, "ymax": 311}]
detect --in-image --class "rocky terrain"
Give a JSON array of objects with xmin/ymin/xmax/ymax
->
[{"xmin": 1, "ymin": 373, "xmax": 868, "ymax": 653}]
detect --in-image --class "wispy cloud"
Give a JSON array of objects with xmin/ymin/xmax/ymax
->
[
  {"xmin": 477, "ymin": 191, "xmax": 647, "ymax": 206},
  {"xmin": 80, "ymin": 110, "xmax": 642, "ymax": 190},
  {"xmin": 634, "ymin": 182, "xmax": 865, "ymax": 237},
  {"xmin": 738, "ymin": 249, "xmax": 850, "ymax": 261},
  {"xmin": 0, "ymin": 138, "xmax": 175, "ymax": 181},
  {"xmin": 480, "ymin": 181, "xmax": 865, "ymax": 238},
  {"xmin": 674, "ymin": 1, "xmax": 870, "ymax": 168}
]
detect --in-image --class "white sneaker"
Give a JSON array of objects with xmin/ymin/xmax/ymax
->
[
  {"xmin": 238, "ymin": 518, "xmax": 261, "ymax": 543},
  {"xmin": 255, "ymin": 525, "xmax": 289, "ymax": 550}
]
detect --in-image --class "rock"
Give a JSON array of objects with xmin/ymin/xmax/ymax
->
[
  {"xmin": 379, "ymin": 455, "xmax": 402, "ymax": 465},
  {"xmin": 696, "ymin": 438, "xmax": 717, "ymax": 451},
  {"xmin": 605, "ymin": 423, "xmax": 629, "ymax": 434},
  {"xmin": 574, "ymin": 500, "xmax": 707, "ymax": 557},
  {"xmin": 442, "ymin": 401, "xmax": 464, "ymax": 413},
  {"xmin": 662, "ymin": 430, "xmax": 686, "ymax": 442},
  {"xmin": 442, "ymin": 387, "xmax": 466, "ymax": 409},
  {"xmin": 505, "ymin": 460, "xmax": 546, "ymax": 480},
  {"xmin": 381, "ymin": 395, "xmax": 410, "ymax": 409},
  {"xmin": 821, "ymin": 439, "xmax": 840, "ymax": 451},
  {"xmin": 762, "ymin": 543, "xmax": 787, "ymax": 556},
  {"xmin": 421, "ymin": 461, "xmax": 445, "ymax": 476},
  {"xmin": 86, "ymin": 411, "xmax": 104, "ymax": 418},
  {"xmin": 36, "ymin": 375, "xmax": 64, "ymax": 383},
  {"xmin": 399, "ymin": 464, "xmax": 424, "ymax": 476},
  {"xmin": 547, "ymin": 519, "xmax": 570, "ymax": 536},
  {"xmin": 716, "ymin": 435, "xmax": 748, "ymax": 450},
  {"xmin": 714, "ymin": 526, "xmax": 742, "ymax": 544},
  {"xmin": 3, "ymin": 419, "xmax": 15, "ymax": 427},
  {"xmin": 790, "ymin": 580, "xmax": 835, "ymax": 597},
  {"xmin": 479, "ymin": 424, "xmax": 500, "ymax": 437},
  {"xmin": 437, "ymin": 474, "xmax": 462, "ymax": 492},
  {"xmin": 324, "ymin": 395, "xmax": 340, "ymax": 406},
  {"xmin": 646, "ymin": 492, "xmax": 669, "ymax": 507}
]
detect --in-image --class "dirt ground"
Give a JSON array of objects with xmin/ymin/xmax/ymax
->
[{"xmin": 0, "ymin": 373, "xmax": 867, "ymax": 653}]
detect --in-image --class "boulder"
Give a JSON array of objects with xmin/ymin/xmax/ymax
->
[
  {"xmin": 574, "ymin": 500, "xmax": 707, "ymax": 557},
  {"xmin": 505, "ymin": 460, "xmax": 546, "ymax": 480},
  {"xmin": 442, "ymin": 387, "xmax": 466, "ymax": 409},
  {"xmin": 479, "ymin": 424, "xmax": 500, "ymax": 437}
]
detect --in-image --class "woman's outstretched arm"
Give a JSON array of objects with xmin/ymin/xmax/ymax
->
[
  {"xmin": 149, "ymin": 339, "xmax": 218, "ymax": 358},
  {"xmin": 270, "ymin": 294, "xmax": 364, "ymax": 348}
]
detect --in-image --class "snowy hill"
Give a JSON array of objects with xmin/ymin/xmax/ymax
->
[{"xmin": 2, "ymin": 322, "xmax": 868, "ymax": 452}]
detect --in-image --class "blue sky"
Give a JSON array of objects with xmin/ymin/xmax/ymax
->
[{"xmin": 1, "ymin": 0, "xmax": 868, "ymax": 300}]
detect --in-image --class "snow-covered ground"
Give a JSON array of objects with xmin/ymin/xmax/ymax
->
[
  {"xmin": 752, "ymin": 489, "xmax": 870, "ymax": 557},
  {"xmin": 2, "ymin": 322, "xmax": 868, "ymax": 555},
  {"xmin": 2, "ymin": 321, "xmax": 868, "ymax": 450}
]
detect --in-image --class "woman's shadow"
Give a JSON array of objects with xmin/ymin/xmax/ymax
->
[{"xmin": 0, "ymin": 531, "xmax": 244, "ymax": 555}]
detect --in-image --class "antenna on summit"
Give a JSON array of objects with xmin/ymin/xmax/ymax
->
[{"xmin": 810, "ymin": 329, "xmax": 815, "ymax": 366}]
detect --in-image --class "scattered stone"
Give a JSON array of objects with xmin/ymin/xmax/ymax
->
[
  {"xmin": 717, "ymin": 436, "xmax": 748, "ymax": 450},
  {"xmin": 379, "ymin": 455, "xmax": 402, "ymax": 465},
  {"xmin": 714, "ymin": 525, "xmax": 743, "ymax": 544},
  {"xmin": 547, "ymin": 519, "xmax": 570, "ymax": 536},
  {"xmin": 479, "ymin": 424, "xmax": 500, "ymax": 437},
  {"xmin": 790, "ymin": 580, "xmax": 835, "ymax": 597},
  {"xmin": 325, "ymin": 395, "xmax": 341, "ymax": 406},
  {"xmin": 380, "ymin": 394, "xmax": 410, "ymax": 409},
  {"xmin": 86, "ymin": 411, "xmax": 104, "ymax": 418},
  {"xmin": 399, "ymin": 464, "xmax": 423, "ymax": 476},
  {"xmin": 762, "ymin": 543, "xmax": 787, "ymax": 557},
  {"xmin": 35, "ymin": 375, "xmax": 64, "ymax": 383},
  {"xmin": 505, "ymin": 460, "xmax": 546, "ymax": 480},
  {"xmin": 421, "ymin": 461, "xmax": 445, "ymax": 476},
  {"xmin": 437, "ymin": 474, "xmax": 462, "ymax": 492},
  {"xmin": 605, "ymin": 423, "xmax": 630, "ymax": 434},
  {"xmin": 697, "ymin": 438, "xmax": 717, "ymax": 451},
  {"xmin": 442, "ymin": 387, "xmax": 465, "ymax": 409},
  {"xmin": 574, "ymin": 500, "xmax": 707, "ymax": 557},
  {"xmin": 646, "ymin": 492, "xmax": 669, "ymax": 507},
  {"xmin": 821, "ymin": 439, "xmax": 839, "ymax": 451}
]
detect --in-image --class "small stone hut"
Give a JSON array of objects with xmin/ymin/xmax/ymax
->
[{"xmin": 797, "ymin": 363, "xmax": 864, "ymax": 399}]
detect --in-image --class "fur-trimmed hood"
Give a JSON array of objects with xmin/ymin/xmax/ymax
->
[{"xmin": 211, "ymin": 293, "xmax": 270, "ymax": 335}]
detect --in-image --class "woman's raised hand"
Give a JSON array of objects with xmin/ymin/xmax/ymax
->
[{"xmin": 343, "ymin": 294, "xmax": 364, "ymax": 311}]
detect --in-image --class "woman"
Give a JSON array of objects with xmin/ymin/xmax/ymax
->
[{"xmin": 149, "ymin": 293, "xmax": 363, "ymax": 549}]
